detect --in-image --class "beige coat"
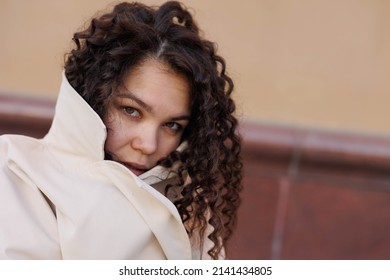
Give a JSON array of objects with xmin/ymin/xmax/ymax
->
[{"xmin": 0, "ymin": 74, "xmax": 212, "ymax": 260}]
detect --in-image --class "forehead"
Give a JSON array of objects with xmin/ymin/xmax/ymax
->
[
  {"xmin": 121, "ymin": 59, "xmax": 191, "ymax": 114},
  {"xmin": 126, "ymin": 58, "xmax": 188, "ymax": 88}
]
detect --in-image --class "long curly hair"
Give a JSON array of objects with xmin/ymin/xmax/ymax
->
[{"xmin": 64, "ymin": 1, "xmax": 242, "ymax": 259}]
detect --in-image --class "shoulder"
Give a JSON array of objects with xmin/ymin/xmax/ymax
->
[
  {"xmin": 1, "ymin": 133, "xmax": 41, "ymax": 146},
  {"xmin": 1, "ymin": 133, "xmax": 41, "ymax": 158},
  {"xmin": 0, "ymin": 134, "xmax": 45, "ymax": 176}
]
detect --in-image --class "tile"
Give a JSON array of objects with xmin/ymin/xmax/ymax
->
[
  {"xmin": 227, "ymin": 157, "xmax": 287, "ymax": 259},
  {"xmin": 281, "ymin": 179, "xmax": 390, "ymax": 259},
  {"xmin": 0, "ymin": 118, "xmax": 51, "ymax": 138}
]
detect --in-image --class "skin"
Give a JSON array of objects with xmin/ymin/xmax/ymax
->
[{"xmin": 104, "ymin": 59, "xmax": 191, "ymax": 176}]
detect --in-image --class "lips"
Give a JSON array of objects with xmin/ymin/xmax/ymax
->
[{"xmin": 121, "ymin": 162, "xmax": 148, "ymax": 176}]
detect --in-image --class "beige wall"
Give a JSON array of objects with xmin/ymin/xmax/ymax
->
[{"xmin": 1, "ymin": 0, "xmax": 389, "ymax": 135}]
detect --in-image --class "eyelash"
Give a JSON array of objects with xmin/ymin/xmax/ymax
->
[
  {"xmin": 164, "ymin": 122, "xmax": 182, "ymax": 133},
  {"xmin": 123, "ymin": 106, "xmax": 141, "ymax": 118},
  {"xmin": 122, "ymin": 106, "xmax": 183, "ymax": 133}
]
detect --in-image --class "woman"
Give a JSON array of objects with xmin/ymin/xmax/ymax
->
[{"xmin": 0, "ymin": 1, "xmax": 242, "ymax": 260}]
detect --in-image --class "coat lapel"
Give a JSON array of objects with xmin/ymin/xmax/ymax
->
[{"xmin": 99, "ymin": 162, "xmax": 192, "ymax": 260}]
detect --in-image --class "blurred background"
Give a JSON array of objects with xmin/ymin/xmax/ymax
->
[{"xmin": 1, "ymin": 0, "xmax": 390, "ymax": 259}]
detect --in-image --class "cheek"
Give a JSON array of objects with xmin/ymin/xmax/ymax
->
[
  {"xmin": 104, "ymin": 120, "xmax": 125, "ymax": 153},
  {"xmin": 104, "ymin": 128, "xmax": 117, "ymax": 153},
  {"xmin": 159, "ymin": 137, "xmax": 181, "ymax": 157},
  {"xmin": 103, "ymin": 111, "xmax": 125, "ymax": 151}
]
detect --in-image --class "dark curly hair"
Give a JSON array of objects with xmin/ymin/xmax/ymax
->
[{"xmin": 64, "ymin": 1, "xmax": 242, "ymax": 259}]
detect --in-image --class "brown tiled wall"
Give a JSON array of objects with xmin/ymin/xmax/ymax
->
[
  {"xmin": 228, "ymin": 122, "xmax": 390, "ymax": 259},
  {"xmin": 2, "ymin": 95, "xmax": 390, "ymax": 259},
  {"xmin": 0, "ymin": 94, "xmax": 54, "ymax": 137}
]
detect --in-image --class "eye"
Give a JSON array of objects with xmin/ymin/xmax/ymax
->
[
  {"xmin": 164, "ymin": 122, "xmax": 182, "ymax": 133},
  {"xmin": 123, "ymin": 106, "xmax": 141, "ymax": 118}
]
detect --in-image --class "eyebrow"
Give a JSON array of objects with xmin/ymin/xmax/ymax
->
[
  {"xmin": 116, "ymin": 91, "xmax": 191, "ymax": 122},
  {"xmin": 170, "ymin": 115, "xmax": 191, "ymax": 122},
  {"xmin": 117, "ymin": 91, "xmax": 152, "ymax": 113}
]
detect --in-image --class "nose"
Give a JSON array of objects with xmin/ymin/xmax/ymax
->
[{"xmin": 131, "ymin": 126, "xmax": 158, "ymax": 155}]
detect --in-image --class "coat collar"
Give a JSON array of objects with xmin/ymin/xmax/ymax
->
[{"xmin": 43, "ymin": 72, "xmax": 107, "ymax": 161}]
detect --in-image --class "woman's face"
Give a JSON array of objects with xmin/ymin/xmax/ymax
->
[{"xmin": 104, "ymin": 59, "xmax": 191, "ymax": 176}]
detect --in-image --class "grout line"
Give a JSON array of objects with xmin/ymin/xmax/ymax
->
[{"xmin": 270, "ymin": 139, "xmax": 302, "ymax": 259}]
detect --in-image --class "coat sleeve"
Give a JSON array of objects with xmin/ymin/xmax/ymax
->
[{"xmin": 0, "ymin": 137, "xmax": 61, "ymax": 259}]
